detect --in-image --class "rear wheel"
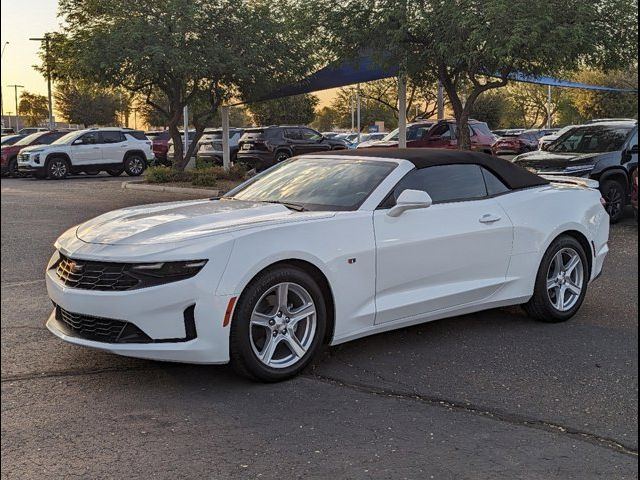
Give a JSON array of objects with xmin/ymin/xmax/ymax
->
[
  {"xmin": 8, "ymin": 158, "xmax": 18, "ymax": 177},
  {"xmin": 124, "ymin": 154, "xmax": 146, "ymax": 176},
  {"xmin": 523, "ymin": 235, "xmax": 589, "ymax": 323},
  {"xmin": 600, "ymin": 179, "xmax": 626, "ymax": 223},
  {"xmin": 46, "ymin": 157, "xmax": 70, "ymax": 180},
  {"xmin": 274, "ymin": 151, "xmax": 291, "ymax": 163},
  {"xmin": 230, "ymin": 266, "xmax": 326, "ymax": 382}
]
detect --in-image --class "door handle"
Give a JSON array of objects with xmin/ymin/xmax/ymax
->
[{"xmin": 479, "ymin": 213, "xmax": 502, "ymax": 224}]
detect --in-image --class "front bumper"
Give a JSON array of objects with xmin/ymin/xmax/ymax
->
[{"xmin": 45, "ymin": 264, "xmax": 236, "ymax": 364}]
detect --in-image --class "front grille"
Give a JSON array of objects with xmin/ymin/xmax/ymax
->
[
  {"xmin": 56, "ymin": 255, "xmax": 140, "ymax": 291},
  {"xmin": 55, "ymin": 306, "xmax": 152, "ymax": 344},
  {"xmin": 18, "ymin": 153, "xmax": 29, "ymax": 162}
]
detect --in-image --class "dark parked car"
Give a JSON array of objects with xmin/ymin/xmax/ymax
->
[
  {"xmin": 236, "ymin": 126, "xmax": 348, "ymax": 171},
  {"xmin": 1, "ymin": 130, "xmax": 69, "ymax": 176},
  {"xmin": 513, "ymin": 121, "xmax": 638, "ymax": 223},
  {"xmin": 492, "ymin": 129, "xmax": 543, "ymax": 155},
  {"xmin": 631, "ymin": 168, "xmax": 638, "ymax": 222}
]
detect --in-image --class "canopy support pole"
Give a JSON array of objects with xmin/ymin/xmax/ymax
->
[
  {"xmin": 398, "ymin": 75, "xmax": 407, "ymax": 148},
  {"xmin": 222, "ymin": 106, "xmax": 231, "ymax": 171},
  {"xmin": 356, "ymin": 84, "xmax": 361, "ymax": 142},
  {"xmin": 437, "ymin": 81, "xmax": 445, "ymax": 120},
  {"xmin": 546, "ymin": 85, "xmax": 553, "ymax": 129}
]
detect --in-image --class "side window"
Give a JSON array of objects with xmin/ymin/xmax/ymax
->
[
  {"xmin": 628, "ymin": 130, "xmax": 638, "ymax": 149},
  {"xmin": 391, "ymin": 164, "xmax": 488, "ymax": 205},
  {"xmin": 482, "ymin": 168, "xmax": 510, "ymax": 196},
  {"xmin": 300, "ymin": 128, "xmax": 322, "ymax": 142},
  {"xmin": 78, "ymin": 132, "xmax": 99, "ymax": 145},
  {"xmin": 430, "ymin": 123, "xmax": 451, "ymax": 139},
  {"xmin": 284, "ymin": 129, "xmax": 301, "ymax": 140},
  {"xmin": 101, "ymin": 131, "xmax": 125, "ymax": 144}
]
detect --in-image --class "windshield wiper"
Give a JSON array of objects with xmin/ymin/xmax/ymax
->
[{"xmin": 260, "ymin": 200, "xmax": 307, "ymax": 212}]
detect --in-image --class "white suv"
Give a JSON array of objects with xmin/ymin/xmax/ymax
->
[{"xmin": 17, "ymin": 128, "xmax": 154, "ymax": 179}]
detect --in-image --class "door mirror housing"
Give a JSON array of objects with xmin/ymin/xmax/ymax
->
[
  {"xmin": 72, "ymin": 138, "xmax": 84, "ymax": 145},
  {"xmin": 387, "ymin": 189, "xmax": 433, "ymax": 217}
]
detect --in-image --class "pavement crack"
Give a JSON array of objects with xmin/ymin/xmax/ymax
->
[{"xmin": 303, "ymin": 371, "xmax": 639, "ymax": 458}]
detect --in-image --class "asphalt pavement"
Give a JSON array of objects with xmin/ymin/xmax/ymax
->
[{"xmin": 1, "ymin": 175, "xmax": 638, "ymax": 479}]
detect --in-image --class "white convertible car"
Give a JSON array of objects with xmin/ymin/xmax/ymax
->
[{"xmin": 46, "ymin": 149, "xmax": 609, "ymax": 381}]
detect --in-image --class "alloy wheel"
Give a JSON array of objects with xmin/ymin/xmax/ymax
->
[
  {"xmin": 546, "ymin": 248, "xmax": 584, "ymax": 312},
  {"xmin": 127, "ymin": 157, "xmax": 145, "ymax": 175},
  {"xmin": 249, "ymin": 282, "xmax": 317, "ymax": 369},
  {"xmin": 50, "ymin": 159, "xmax": 68, "ymax": 179},
  {"xmin": 604, "ymin": 184, "xmax": 623, "ymax": 219}
]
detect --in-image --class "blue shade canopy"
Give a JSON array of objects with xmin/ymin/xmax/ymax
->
[{"xmin": 241, "ymin": 56, "xmax": 638, "ymax": 104}]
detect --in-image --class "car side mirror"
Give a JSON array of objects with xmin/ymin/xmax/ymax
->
[
  {"xmin": 72, "ymin": 139, "xmax": 84, "ymax": 145},
  {"xmin": 387, "ymin": 189, "xmax": 433, "ymax": 217}
]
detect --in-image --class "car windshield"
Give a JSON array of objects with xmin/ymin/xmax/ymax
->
[
  {"xmin": 1, "ymin": 135, "xmax": 23, "ymax": 146},
  {"xmin": 226, "ymin": 157, "xmax": 396, "ymax": 211},
  {"xmin": 383, "ymin": 125, "xmax": 432, "ymax": 142},
  {"xmin": 548, "ymin": 125, "xmax": 633, "ymax": 154},
  {"xmin": 15, "ymin": 132, "xmax": 47, "ymax": 146},
  {"xmin": 52, "ymin": 130, "xmax": 84, "ymax": 145}
]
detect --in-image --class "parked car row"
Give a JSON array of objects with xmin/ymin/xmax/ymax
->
[{"xmin": 1, "ymin": 127, "xmax": 154, "ymax": 179}]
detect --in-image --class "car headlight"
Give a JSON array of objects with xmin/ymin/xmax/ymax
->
[
  {"xmin": 564, "ymin": 165, "xmax": 595, "ymax": 175},
  {"xmin": 130, "ymin": 260, "xmax": 208, "ymax": 278}
]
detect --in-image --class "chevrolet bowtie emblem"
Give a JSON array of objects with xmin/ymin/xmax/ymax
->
[{"xmin": 69, "ymin": 262, "xmax": 83, "ymax": 273}]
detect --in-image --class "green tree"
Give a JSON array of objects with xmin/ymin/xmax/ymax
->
[
  {"xmin": 571, "ymin": 69, "xmax": 639, "ymax": 121},
  {"xmin": 249, "ymin": 94, "xmax": 319, "ymax": 126},
  {"xmin": 45, "ymin": 0, "xmax": 318, "ymax": 169},
  {"xmin": 317, "ymin": 0, "xmax": 638, "ymax": 149},
  {"xmin": 503, "ymin": 83, "xmax": 572, "ymax": 128},
  {"xmin": 18, "ymin": 92, "xmax": 49, "ymax": 127},
  {"xmin": 55, "ymin": 81, "xmax": 120, "ymax": 127},
  {"xmin": 469, "ymin": 91, "xmax": 510, "ymax": 129},
  {"xmin": 312, "ymin": 106, "xmax": 340, "ymax": 131}
]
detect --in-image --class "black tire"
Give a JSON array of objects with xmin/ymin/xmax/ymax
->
[
  {"xmin": 274, "ymin": 150, "xmax": 291, "ymax": 164},
  {"xmin": 123, "ymin": 154, "xmax": 146, "ymax": 176},
  {"xmin": 46, "ymin": 157, "xmax": 70, "ymax": 180},
  {"xmin": 523, "ymin": 235, "xmax": 589, "ymax": 323},
  {"xmin": 600, "ymin": 179, "xmax": 626, "ymax": 223},
  {"xmin": 230, "ymin": 265, "xmax": 327, "ymax": 382},
  {"xmin": 106, "ymin": 168, "xmax": 124, "ymax": 177},
  {"xmin": 8, "ymin": 158, "xmax": 18, "ymax": 177}
]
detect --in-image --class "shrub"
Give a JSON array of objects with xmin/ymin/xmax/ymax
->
[{"xmin": 190, "ymin": 168, "xmax": 218, "ymax": 187}]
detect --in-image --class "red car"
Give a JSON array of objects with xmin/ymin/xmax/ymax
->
[
  {"xmin": 492, "ymin": 130, "xmax": 541, "ymax": 155},
  {"xmin": 358, "ymin": 119, "xmax": 496, "ymax": 154},
  {"xmin": 147, "ymin": 130, "xmax": 172, "ymax": 164},
  {"xmin": 1, "ymin": 130, "xmax": 69, "ymax": 177}
]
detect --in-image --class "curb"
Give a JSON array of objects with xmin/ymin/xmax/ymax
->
[{"xmin": 122, "ymin": 180, "xmax": 219, "ymax": 197}]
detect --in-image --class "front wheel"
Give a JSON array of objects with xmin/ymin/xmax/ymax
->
[
  {"xmin": 230, "ymin": 266, "xmax": 327, "ymax": 382},
  {"xmin": 523, "ymin": 235, "xmax": 589, "ymax": 323},
  {"xmin": 600, "ymin": 179, "xmax": 626, "ymax": 223},
  {"xmin": 274, "ymin": 151, "xmax": 291, "ymax": 164},
  {"xmin": 124, "ymin": 155, "xmax": 146, "ymax": 176},
  {"xmin": 47, "ymin": 157, "xmax": 70, "ymax": 180}
]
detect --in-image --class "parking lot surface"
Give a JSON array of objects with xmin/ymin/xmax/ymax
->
[{"xmin": 1, "ymin": 176, "xmax": 638, "ymax": 479}]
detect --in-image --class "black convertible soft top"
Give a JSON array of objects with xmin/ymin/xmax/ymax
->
[{"xmin": 312, "ymin": 148, "xmax": 549, "ymax": 190}]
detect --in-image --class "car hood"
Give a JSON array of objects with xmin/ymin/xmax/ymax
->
[
  {"xmin": 360, "ymin": 141, "xmax": 398, "ymax": 149},
  {"xmin": 513, "ymin": 150, "xmax": 611, "ymax": 169},
  {"xmin": 20, "ymin": 144, "xmax": 64, "ymax": 154},
  {"xmin": 75, "ymin": 199, "xmax": 335, "ymax": 246}
]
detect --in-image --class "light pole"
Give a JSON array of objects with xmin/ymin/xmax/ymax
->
[
  {"xmin": 7, "ymin": 84, "xmax": 23, "ymax": 131},
  {"xmin": 30, "ymin": 35, "xmax": 54, "ymax": 129},
  {"xmin": 1, "ymin": 41, "xmax": 9, "ymax": 123}
]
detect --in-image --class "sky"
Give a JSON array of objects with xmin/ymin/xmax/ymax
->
[
  {"xmin": 1, "ymin": 0, "xmax": 61, "ymax": 115},
  {"xmin": 0, "ymin": 0, "xmax": 337, "ymax": 122}
]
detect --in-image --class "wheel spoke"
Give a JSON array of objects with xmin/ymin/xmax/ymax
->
[
  {"xmin": 556, "ymin": 286, "xmax": 567, "ymax": 310},
  {"xmin": 566, "ymin": 280, "xmax": 582, "ymax": 296},
  {"xmin": 276, "ymin": 283, "xmax": 289, "ymax": 312},
  {"xmin": 547, "ymin": 278, "xmax": 557, "ymax": 291},
  {"xmin": 289, "ymin": 303, "xmax": 315, "ymax": 328},
  {"xmin": 250, "ymin": 312, "xmax": 272, "ymax": 328},
  {"xmin": 553, "ymin": 253, "xmax": 564, "ymax": 275},
  {"xmin": 565, "ymin": 255, "xmax": 581, "ymax": 275},
  {"xmin": 284, "ymin": 333, "xmax": 307, "ymax": 358},
  {"xmin": 259, "ymin": 336, "xmax": 282, "ymax": 364}
]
